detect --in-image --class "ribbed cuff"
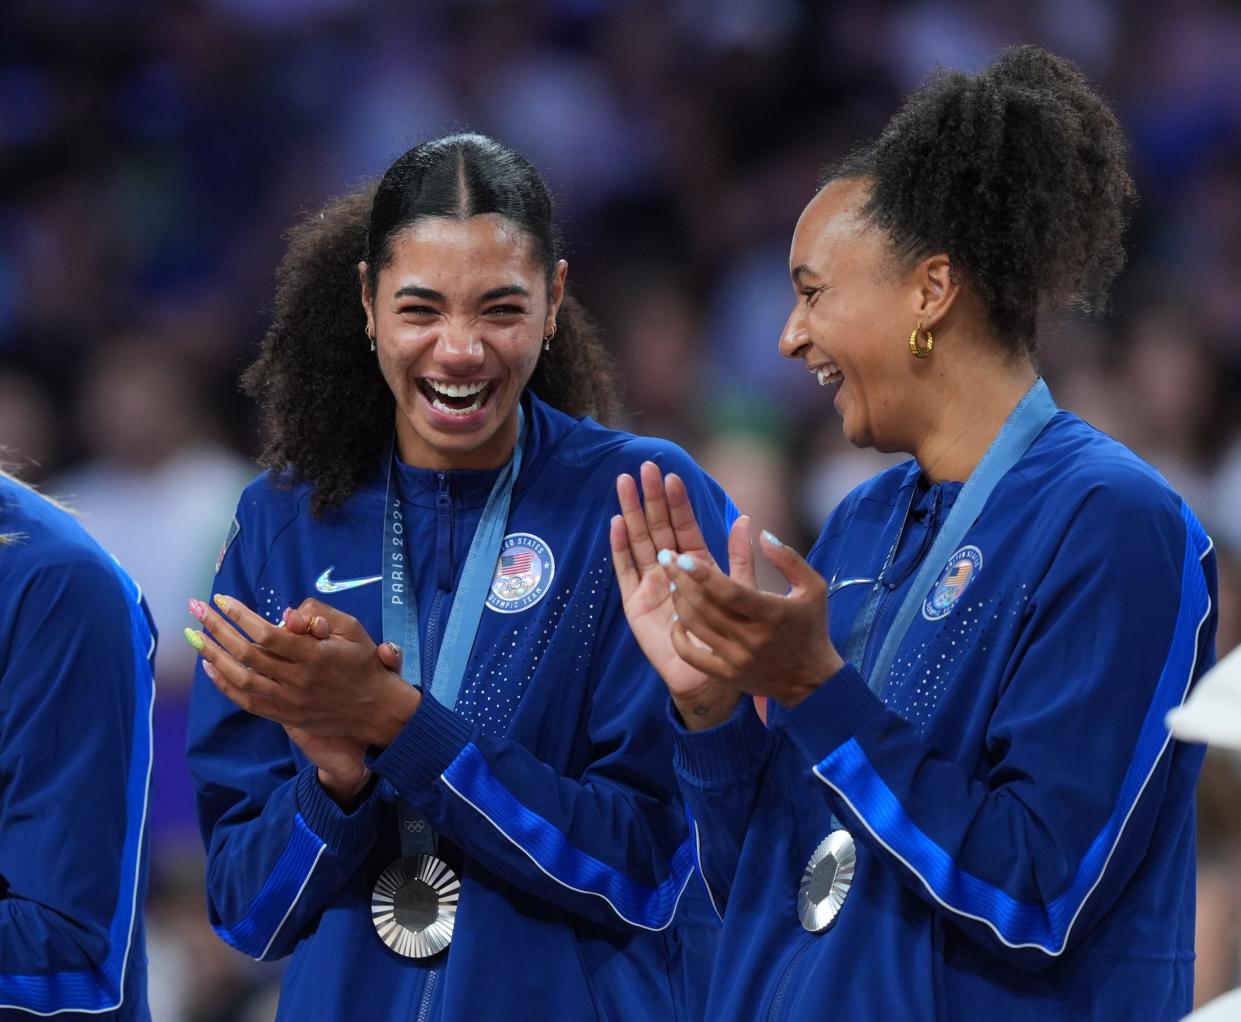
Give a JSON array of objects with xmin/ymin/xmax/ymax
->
[
  {"xmin": 779, "ymin": 663, "xmax": 886, "ymax": 766},
  {"xmin": 294, "ymin": 764, "xmax": 382, "ymax": 857},
  {"xmin": 369, "ymin": 693, "xmax": 474, "ymax": 799},
  {"xmin": 672, "ymin": 696, "xmax": 772, "ymax": 786}
]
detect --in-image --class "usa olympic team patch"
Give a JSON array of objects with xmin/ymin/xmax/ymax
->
[
  {"xmin": 921, "ymin": 545, "xmax": 983, "ymax": 621},
  {"xmin": 486, "ymin": 533, "xmax": 555, "ymax": 614}
]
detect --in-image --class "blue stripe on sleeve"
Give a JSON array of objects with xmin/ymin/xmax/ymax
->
[
  {"xmin": 440, "ymin": 743, "xmax": 696, "ymax": 931},
  {"xmin": 0, "ymin": 564, "xmax": 154, "ymax": 1016},
  {"xmin": 811, "ymin": 502, "xmax": 1213, "ymax": 955},
  {"xmin": 211, "ymin": 813, "xmax": 326, "ymax": 961}
]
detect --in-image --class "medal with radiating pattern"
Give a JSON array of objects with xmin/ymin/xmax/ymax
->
[
  {"xmin": 372, "ymin": 854, "xmax": 460, "ymax": 958},
  {"xmin": 798, "ymin": 830, "xmax": 855, "ymax": 933}
]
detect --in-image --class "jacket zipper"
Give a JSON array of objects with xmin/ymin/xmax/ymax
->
[
  {"xmin": 859, "ymin": 485, "xmax": 945, "ymax": 683},
  {"xmin": 416, "ymin": 968, "xmax": 439, "ymax": 1022},
  {"xmin": 767, "ymin": 938, "xmax": 814, "ymax": 1022},
  {"xmin": 422, "ymin": 472, "xmax": 454, "ymax": 684},
  {"xmin": 858, "ymin": 586, "xmax": 893, "ymax": 681},
  {"xmin": 414, "ymin": 472, "xmax": 453, "ymax": 1022}
]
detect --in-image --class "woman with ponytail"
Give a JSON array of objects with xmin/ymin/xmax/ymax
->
[
  {"xmin": 184, "ymin": 135, "xmax": 731, "ymax": 1021},
  {"xmin": 615, "ymin": 48, "xmax": 1216, "ymax": 1020}
]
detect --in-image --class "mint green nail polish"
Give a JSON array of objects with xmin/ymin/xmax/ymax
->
[
  {"xmin": 676, "ymin": 554, "xmax": 696, "ymax": 571},
  {"xmin": 761, "ymin": 530, "xmax": 783, "ymax": 547},
  {"xmin": 657, "ymin": 549, "xmax": 673, "ymax": 567}
]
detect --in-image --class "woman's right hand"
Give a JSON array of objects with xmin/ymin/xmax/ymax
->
[
  {"xmin": 281, "ymin": 608, "xmax": 374, "ymax": 809},
  {"xmin": 611, "ymin": 461, "xmax": 752, "ymax": 730}
]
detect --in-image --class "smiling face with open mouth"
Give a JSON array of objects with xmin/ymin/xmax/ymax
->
[
  {"xmin": 778, "ymin": 178, "xmax": 931, "ymax": 454},
  {"xmin": 361, "ymin": 214, "xmax": 565, "ymax": 471}
]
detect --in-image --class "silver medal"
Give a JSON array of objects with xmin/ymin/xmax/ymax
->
[
  {"xmin": 372, "ymin": 855, "xmax": 460, "ymax": 958},
  {"xmin": 798, "ymin": 830, "xmax": 855, "ymax": 933}
]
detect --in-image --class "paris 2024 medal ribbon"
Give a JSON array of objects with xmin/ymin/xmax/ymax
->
[
  {"xmin": 372, "ymin": 854, "xmax": 460, "ymax": 958},
  {"xmin": 798, "ymin": 830, "xmax": 856, "ymax": 933}
]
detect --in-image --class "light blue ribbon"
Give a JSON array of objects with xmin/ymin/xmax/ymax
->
[
  {"xmin": 381, "ymin": 407, "xmax": 525, "ymax": 854},
  {"xmin": 861, "ymin": 379, "xmax": 1057, "ymax": 695}
]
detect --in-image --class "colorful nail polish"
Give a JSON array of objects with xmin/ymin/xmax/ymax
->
[
  {"xmin": 187, "ymin": 598, "xmax": 208, "ymax": 622},
  {"xmin": 761, "ymin": 530, "xmax": 783, "ymax": 547},
  {"xmin": 657, "ymin": 549, "xmax": 674, "ymax": 567},
  {"xmin": 213, "ymin": 594, "xmax": 231, "ymax": 614},
  {"xmin": 184, "ymin": 627, "xmax": 205, "ymax": 652},
  {"xmin": 676, "ymin": 554, "xmax": 696, "ymax": 572},
  {"xmin": 669, "ymin": 582, "xmax": 677, "ymax": 593}
]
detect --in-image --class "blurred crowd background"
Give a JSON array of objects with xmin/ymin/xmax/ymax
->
[{"xmin": 2, "ymin": 0, "xmax": 1240, "ymax": 1018}]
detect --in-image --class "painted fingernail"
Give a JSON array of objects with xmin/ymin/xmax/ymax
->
[
  {"xmin": 306, "ymin": 616, "xmax": 322, "ymax": 633},
  {"xmin": 669, "ymin": 582, "xmax": 677, "ymax": 593},
  {"xmin": 672, "ymin": 613, "xmax": 680, "ymax": 622},
  {"xmin": 202, "ymin": 661, "xmax": 219, "ymax": 682},
  {"xmin": 213, "ymin": 594, "xmax": 231, "ymax": 613},
  {"xmin": 187, "ymin": 598, "xmax": 208, "ymax": 621},
  {"xmin": 184, "ymin": 627, "xmax": 205, "ymax": 652},
  {"xmin": 282, "ymin": 607, "xmax": 292, "ymax": 624},
  {"xmin": 384, "ymin": 641, "xmax": 402, "ymax": 658},
  {"xmin": 676, "ymin": 554, "xmax": 696, "ymax": 571},
  {"xmin": 761, "ymin": 530, "xmax": 783, "ymax": 547},
  {"xmin": 657, "ymin": 549, "xmax": 674, "ymax": 567}
]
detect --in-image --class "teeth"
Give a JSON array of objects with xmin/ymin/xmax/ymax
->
[
  {"xmin": 815, "ymin": 365, "xmax": 843, "ymax": 387},
  {"xmin": 426, "ymin": 379, "xmax": 489, "ymax": 398},
  {"xmin": 431, "ymin": 395, "xmax": 485, "ymax": 416}
]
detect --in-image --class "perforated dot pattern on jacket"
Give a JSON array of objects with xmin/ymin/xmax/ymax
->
[
  {"xmin": 883, "ymin": 586, "xmax": 1031, "ymax": 734},
  {"xmin": 456, "ymin": 556, "xmax": 614, "ymax": 736}
]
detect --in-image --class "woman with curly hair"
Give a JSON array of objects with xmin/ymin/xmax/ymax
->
[
  {"xmin": 184, "ymin": 134, "xmax": 733, "ymax": 1021},
  {"xmin": 615, "ymin": 47, "xmax": 1217, "ymax": 1020}
]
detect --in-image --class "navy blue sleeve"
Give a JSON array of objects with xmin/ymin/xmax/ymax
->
[
  {"xmin": 0, "ymin": 557, "xmax": 153, "ymax": 1015},
  {"xmin": 671, "ymin": 485, "xmax": 860, "ymax": 917},
  {"xmin": 187, "ymin": 497, "xmax": 384, "ymax": 962},
  {"xmin": 671, "ymin": 698, "xmax": 775, "ymax": 919},
  {"xmin": 369, "ymin": 455, "xmax": 738, "ymax": 933},
  {"xmin": 780, "ymin": 489, "xmax": 1216, "ymax": 969}
]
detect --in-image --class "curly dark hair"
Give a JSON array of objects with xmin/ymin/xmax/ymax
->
[
  {"xmin": 242, "ymin": 135, "xmax": 620, "ymax": 515},
  {"xmin": 827, "ymin": 45, "xmax": 1135, "ymax": 356}
]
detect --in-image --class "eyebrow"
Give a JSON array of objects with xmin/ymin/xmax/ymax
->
[
  {"xmin": 479, "ymin": 285, "xmax": 530, "ymax": 302},
  {"xmin": 791, "ymin": 265, "xmax": 819, "ymax": 285},
  {"xmin": 393, "ymin": 285, "xmax": 445, "ymax": 302},
  {"xmin": 392, "ymin": 284, "xmax": 531, "ymax": 303}
]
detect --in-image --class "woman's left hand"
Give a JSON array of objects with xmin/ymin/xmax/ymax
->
[
  {"xmin": 661, "ymin": 532, "xmax": 846, "ymax": 708},
  {"xmin": 187, "ymin": 595, "xmax": 419, "ymax": 748}
]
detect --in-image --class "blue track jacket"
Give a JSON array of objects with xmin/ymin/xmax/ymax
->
[
  {"xmin": 187, "ymin": 394, "xmax": 735, "ymax": 1021},
  {"xmin": 676, "ymin": 410, "xmax": 1216, "ymax": 1021},
  {"xmin": 0, "ymin": 477, "xmax": 155, "ymax": 1020}
]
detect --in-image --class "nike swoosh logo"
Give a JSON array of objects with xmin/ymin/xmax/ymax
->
[{"xmin": 315, "ymin": 567, "xmax": 383, "ymax": 594}]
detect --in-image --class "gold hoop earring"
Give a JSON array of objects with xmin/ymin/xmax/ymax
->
[
  {"xmin": 909, "ymin": 323, "xmax": 933, "ymax": 359},
  {"xmin": 543, "ymin": 322, "xmax": 557, "ymax": 352}
]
